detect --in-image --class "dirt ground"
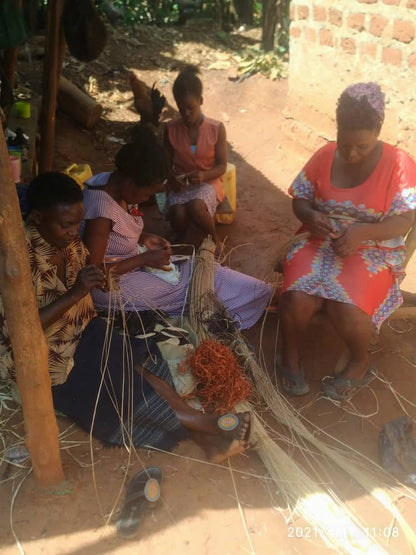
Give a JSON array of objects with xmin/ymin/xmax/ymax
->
[{"xmin": 1, "ymin": 20, "xmax": 416, "ymax": 555}]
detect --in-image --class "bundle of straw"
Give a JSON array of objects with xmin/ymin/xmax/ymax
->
[{"xmin": 189, "ymin": 237, "xmax": 416, "ymax": 553}]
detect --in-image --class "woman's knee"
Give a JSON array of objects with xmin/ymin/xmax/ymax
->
[
  {"xmin": 280, "ymin": 290, "xmax": 323, "ymax": 318},
  {"xmin": 187, "ymin": 199, "xmax": 208, "ymax": 218},
  {"xmin": 326, "ymin": 301, "xmax": 373, "ymax": 336}
]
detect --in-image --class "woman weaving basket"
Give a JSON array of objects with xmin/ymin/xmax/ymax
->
[
  {"xmin": 0, "ymin": 172, "xmax": 255, "ymax": 461},
  {"xmin": 81, "ymin": 125, "xmax": 273, "ymax": 329},
  {"xmin": 279, "ymin": 82, "xmax": 416, "ymax": 400}
]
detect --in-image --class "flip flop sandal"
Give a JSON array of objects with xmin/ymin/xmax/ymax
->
[
  {"xmin": 322, "ymin": 367, "xmax": 377, "ymax": 401},
  {"xmin": 279, "ymin": 366, "xmax": 310, "ymax": 396},
  {"xmin": 217, "ymin": 412, "xmax": 256, "ymax": 448},
  {"xmin": 116, "ymin": 467, "xmax": 162, "ymax": 539}
]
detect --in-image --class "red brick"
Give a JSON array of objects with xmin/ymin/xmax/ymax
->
[
  {"xmin": 382, "ymin": 46, "xmax": 403, "ymax": 65},
  {"xmin": 319, "ymin": 29, "xmax": 334, "ymax": 47},
  {"xmin": 360, "ymin": 42, "xmax": 378, "ymax": 58},
  {"xmin": 289, "ymin": 25, "xmax": 301, "ymax": 38},
  {"xmin": 305, "ymin": 27, "xmax": 316, "ymax": 42},
  {"xmin": 369, "ymin": 15, "xmax": 388, "ymax": 36},
  {"xmin": 348, "ymin": 13, "xmax": 365, "ymax": 31},
  {"xmin": 329, "ymin": 8, "xmax": 342, "ymax": 26},
  {"xmin": 382, "ymin": 0, "xmax": 400, "ymax": 4},
  {"xmin": 341, "ymin": 37, "xmax": 356, "ymax": 54},
  {"xmin": 407, "ymin": 0, "xmax": 416, "ymax": 7},
  {"xmin": 289, "ymin": 3, "xmax": 295, "ymax": 20},
  {"xmin": 297, "ymin": 5, "xmax": 309, "ymax": 19},
  {"xmin": 408, "ymin": 52, "xmax": 416, "ymax": 67},
  {"xmin": 393, "ymin": 20, "xmax": 415, "ymax": 43},
  {"xmin": 313, "ymin": 5, "xmax": 326, "ymax": 21}
]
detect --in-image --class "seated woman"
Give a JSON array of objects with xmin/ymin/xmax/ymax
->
[
  {"xmin": 81, "ymin": 126, "xmax": 273, "ymax": 329},
  {"xmin": 0, "ymin": 172, "xmax": 254, "ymax": 462},
  {"xmin": 163, "ymin": 65, "xmax": 227, "ymax": 247},
  {"xmin": 280, "ymin": 82, "xmax": 416, "ymax": 399}
]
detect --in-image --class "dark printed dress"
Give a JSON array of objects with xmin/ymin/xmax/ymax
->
[
  {"xmin": 281, "ymin": 142, "xmax": 416, "ymax": 330},
  {"xmin": 0, "ymin": 223, "xmax": 187, "ymax": 449}
]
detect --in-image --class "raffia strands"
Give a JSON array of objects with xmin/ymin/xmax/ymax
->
[
  {"xmin": 189, "ymin": 237, "xmax": 416, "ymax": 553},
  {"xmin": 184, "ymin": 339, "xmax": 252, "ymax": 413}
]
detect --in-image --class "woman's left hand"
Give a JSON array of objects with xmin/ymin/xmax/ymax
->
[
  {"xmin": 331, "ymin": 224, "xmax": 365, "ymax": 257},
  {"xmin": 141, "ymin": 233, "xmax": 171, "ymax": 251}
]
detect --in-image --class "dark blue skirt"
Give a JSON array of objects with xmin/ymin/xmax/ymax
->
[{"xmin": 52, "ymin": 317, "xmax": 188, "ymax": 450}]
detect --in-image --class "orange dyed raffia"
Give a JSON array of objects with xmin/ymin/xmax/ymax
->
[{"xmin": 181, "ymin": 339, "xmax": 252, "ymax": 413}]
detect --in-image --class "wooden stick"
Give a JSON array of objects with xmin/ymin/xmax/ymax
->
[
  {"xmin": 39, "ymin": 0, "xmax": 63, "ymax": 172},
  {"xmin": 389, "ymin": 306, "xmax": 416, "ymax": 320},
  {"xmin": 0, "ymin": 132, "xmax": 64, "ymax": 486}
]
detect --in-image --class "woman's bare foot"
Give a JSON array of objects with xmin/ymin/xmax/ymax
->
[
  {"xmin": 137, "ymin": 366, "xmax": 254, "ymax": 461},
  {"xmin": 192, "ymin": 412, "xmax": 253, "ymax": 463}
]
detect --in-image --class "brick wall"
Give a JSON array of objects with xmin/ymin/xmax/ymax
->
[{"xmin": 287, "ymin": 0, "xmax": 416, "ymax": 153}]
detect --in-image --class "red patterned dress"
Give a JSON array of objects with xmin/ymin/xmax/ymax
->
[{"xmin": 281, "ymin": 142, "xmax": 416, "ymax": 329}]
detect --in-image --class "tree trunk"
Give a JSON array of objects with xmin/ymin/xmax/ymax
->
[
  {"xmin": 262, "ymin": 0, "xmax": 278, "ymax": 51},
  {"xmin": 39, "ymin": 0, "xmax": 63, "ymax": 173},
  {"xmin": 0, "ymin": 133, "xmax": 64, "ymax": 487}
]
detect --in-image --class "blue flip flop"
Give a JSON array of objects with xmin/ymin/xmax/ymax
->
[
  {"xmin": 275, "ymin": 354, "xmax": 310, "ymax": 396},
  {"xmin": 116, "ymin": 467, "xmax": 162, "ymax": 539},
  {"xmin": 322, "ymin": 367, "xmax": 377, "ymax": 401}
]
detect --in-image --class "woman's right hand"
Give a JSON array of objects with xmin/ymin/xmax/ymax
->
[
  {"xmin": 304, "ymin": 210, "xmax": 335, "ymax": 237},
  {"xmin": 142, "ymin": 247, "xmax": 172, "ymax": 271},
  {"xmin": 72, "ymin": 265, "xmax": 107, "ymax": 297}
]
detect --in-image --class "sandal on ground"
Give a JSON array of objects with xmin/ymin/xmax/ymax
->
[
  {"xmin": 116, "ymin": 467, "xmax": 162, "ymax": 539},
  {"xmin": 278, "ymin": 366, "xmax": 310, "ymax": 396},
  {"xmin": 322, "ymin": 367, "xmax": 377, "ymax": 401}
]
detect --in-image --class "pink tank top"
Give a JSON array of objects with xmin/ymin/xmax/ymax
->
[{"xmin": 167, "ymin": 116, "xmax": 225, "ymax": 201}]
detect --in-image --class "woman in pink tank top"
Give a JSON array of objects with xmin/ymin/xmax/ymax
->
[{"xmin": 164, "ymin": 65, "xmax": 227, "ymax": 248}]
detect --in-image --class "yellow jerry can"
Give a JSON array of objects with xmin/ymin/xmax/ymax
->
[
  {"xmin": 63, "ymin": 163, "xmax": 93, "ymax": 189},
  {"xmin": 215, "ymin": 162, "xmax": 236, "ymax": 225}
]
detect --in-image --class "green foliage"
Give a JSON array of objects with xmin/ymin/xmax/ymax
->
[
  {"xmin": 99, "ymin": 0, "xmax": 179, "ymax": 25},
  {"xmin": 236, "ymin": 46, "xmax": 287, "ymax": 80}
]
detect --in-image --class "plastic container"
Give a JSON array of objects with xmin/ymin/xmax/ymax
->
[
  {"xmin": 12, "ymin": 101, "xmax": 31, "ymax": 119},
  {"xmin": 63, "ymin": 163, "xmax": 93, "ymax": 189},
  {"xmin": 215, "ymin": 162, "xmax": 236, "ymax": 225},
  {"xmin": 9, "ymin": 154, "xmax": 21, "ymax": 183}
]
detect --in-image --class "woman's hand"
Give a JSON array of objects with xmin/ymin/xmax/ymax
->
[
  {"xmin": 331, "ymin": 225, "xmax": 365, "ymax": 257},
  {"xmin": 141, "ymin": 233, "xmax": 171, "ymax": 251},
  {"xmin": 72, "ymin": 265, "xmax": 106, "ymax": 297},
  {"xmin": 188, "ymin": 170, "xmax": 204, "ymax": 186},
  {"xmin": 304, "ymin": 210, "xmax": 335, "ymax": 237},
  {"xmin": 142, "ymin": 247, "xmax": 172, "ymax": 271},
  {"xmin": 169, "ymin": 176, "xmax": 188, "ymax": 192}
]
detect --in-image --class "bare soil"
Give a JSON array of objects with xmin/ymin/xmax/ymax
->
[{"xmin": 0, "ymin": 20, "xmax": 415, "ymax": 555}]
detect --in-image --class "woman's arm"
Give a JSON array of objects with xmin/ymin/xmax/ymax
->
[
  {"xmin": 293, "ymin": 199, "xmax": 335, "ymax": 237},
  {"xmin": 188, "ymin": 123, "xmax": 228, "ymax": 185},
  {"xmin": 163, "ymin": 125, "xmax": 182, "ymax": 192},
  {"xmin": 39, "ymin": 265, "xmax": 105, "ymax": 329},
  {"xmin": 332, "ymin": 211, "xmax": 415, "ymax": 257},
  {"xmin": 83, "ymin": 218, "xmax": 172, "ymax": 276}
]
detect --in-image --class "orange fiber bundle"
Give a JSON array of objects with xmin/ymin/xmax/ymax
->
[{"xmin": 184, "ymin": 339, "xmax": 253, "ymax": 413}]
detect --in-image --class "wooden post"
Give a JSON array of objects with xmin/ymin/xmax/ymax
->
[
  {"xmin": 39, "ymin": 0, "xmax": 62, "ymax": 173},
  {"xmin": 0, "ymin": 133, "xmax": 64, "ymax": 486}
]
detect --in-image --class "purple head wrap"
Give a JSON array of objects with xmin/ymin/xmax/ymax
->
[{"xmin": 341, "ymin": 82, "xmax": 385, "ymax": 124}]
